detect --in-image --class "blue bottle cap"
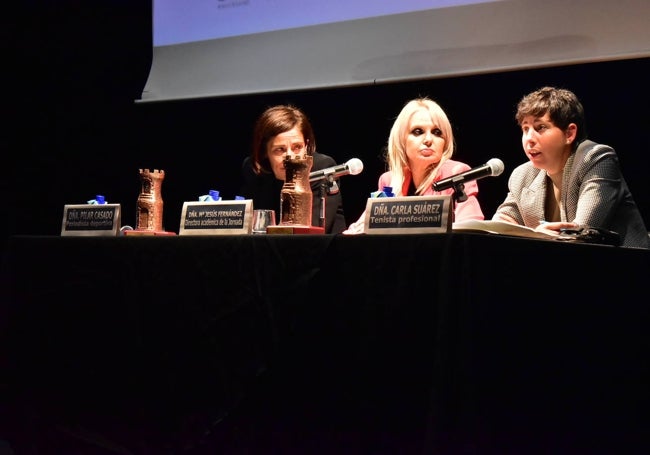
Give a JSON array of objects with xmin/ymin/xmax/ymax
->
[
  {"xmin": 209, "ymin": 190, "xmax": 220, "ymax": 201},
  {"xmin": 235, "ymin": 195, "xmax": 245, "ymax": 200},
  {"xmin": 96, "ymin": 195, "xmax": 106, "ymax": 204}
]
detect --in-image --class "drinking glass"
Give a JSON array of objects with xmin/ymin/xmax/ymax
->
[{"xmin": 252, "ymin": 209, "xmax": 276, "ymax": 234}]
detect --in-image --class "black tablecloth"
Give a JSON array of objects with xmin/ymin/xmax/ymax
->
[{"xmin": 2, "ymin": 233, "xmax": 649, "ymax": 454}]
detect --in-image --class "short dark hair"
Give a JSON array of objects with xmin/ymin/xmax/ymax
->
[
  {"xmin": 250, "ymin": 105, "xmax": 316, "ymax": 175},
  {"xmin": 515, "ymin": 86, "xmax": 587, "ymax": 145}
]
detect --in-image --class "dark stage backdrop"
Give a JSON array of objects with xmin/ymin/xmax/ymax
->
[{"xmin": 5, "ymin": 1, "xmax": 650, "ymax": 244}]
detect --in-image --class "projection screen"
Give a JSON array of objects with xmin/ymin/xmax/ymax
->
[{"xmin": 140, "ymin": 0, "xmax": 650, "ymax": 103}]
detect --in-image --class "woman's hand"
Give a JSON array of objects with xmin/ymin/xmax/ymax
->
[
  {"xmin": 342, "ymin": 218, "xmax": 365, "ymax": 235},
  {"xmin": 534, "ymin": 221, "xmax": 579, "ymax": 235}
]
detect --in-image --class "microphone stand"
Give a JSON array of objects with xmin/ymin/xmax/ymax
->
[
  {"xmin": 450, "ymin": 182, "xmax": 467, "ymax": 223},
  {"xmin": 451, "ymin": 182, "xmax": 468, "ymax": 203},
  {"xmin": 318, "ymin": 175, "xmax": 337, "ymax": 228}
]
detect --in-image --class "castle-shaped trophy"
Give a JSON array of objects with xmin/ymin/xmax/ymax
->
[
  {"xmin": 279, "ymin": 154, "xmax": 313, "ymax": 227},
  {"xmin": 135, "ymin": 168, "xmax": 166, "ymax": 232}
]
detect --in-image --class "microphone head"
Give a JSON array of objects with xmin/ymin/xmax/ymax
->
[
  {"xmin": 346, "ymin": 158, "xmax": 364, "ymax": 175},
  {"xmin": 487, "ymin": 158, "xmax": 505, "ymax": 176}
]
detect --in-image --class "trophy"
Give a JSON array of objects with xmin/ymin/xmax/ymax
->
[
  {"xmin": 279, "ymin": 154, "xmax": 313, "ymax": 226},
  {"xmin": 136, "ymin": 168, "xmax": 165, "ymax": 232}
]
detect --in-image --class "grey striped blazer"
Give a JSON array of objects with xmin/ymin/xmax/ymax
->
[{"xmin": 493, "ymin": 140, "xmax": 649, "ymax": 249}]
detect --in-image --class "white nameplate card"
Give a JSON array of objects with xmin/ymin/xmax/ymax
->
[
  {"xmin": 363, "ymin": 195, "xmax": 452, "ymax": 234},
  {"xmin": 179, "ymin": 199, "xmax": 253, "ymax": 235},
  {"xmin": 61, "ymin": 204, "xmax": 121, "ymax": 236}
]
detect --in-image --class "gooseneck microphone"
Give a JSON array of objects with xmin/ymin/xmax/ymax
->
[
  {"xmin": 432, "ymin": 158, "xmax": 505, "ymax": 192},
  {"xmin": 309, "ymin": 158, "xmax": 364, "ymax": 183}
]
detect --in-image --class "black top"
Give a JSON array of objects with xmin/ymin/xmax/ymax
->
[{"xmin": 240, "ymin": 152, "xmax": 347, "ymax": 234}]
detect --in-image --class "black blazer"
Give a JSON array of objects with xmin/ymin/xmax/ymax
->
[{"xmin": 240, "ymin": 152, "xmax": 347, "ymax": 234}]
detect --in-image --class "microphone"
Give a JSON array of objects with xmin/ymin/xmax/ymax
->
[
  {"xmin": 432, "ymin": 158, "xmax": 505, "ymax": 192},
  {"xmin": 309, "ymin": 158, "xmax": 364, "ymax": 183}
]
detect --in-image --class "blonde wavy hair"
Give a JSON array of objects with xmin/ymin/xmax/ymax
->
[{"xmin": 386, "ymin": 97, "xmax": 455, "ymax": 195}]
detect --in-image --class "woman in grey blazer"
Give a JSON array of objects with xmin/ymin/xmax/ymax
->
[{"xmin": 493, "ymin": 86, "xmax": 649, "ymax": 249}]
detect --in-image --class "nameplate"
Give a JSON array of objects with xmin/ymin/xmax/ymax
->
[
  {"xmin": 363, "ymin": 195, "xmax": 452, "ymax": 234},
  {"xmin": 61, "ymin": 204, "xmax": 121, "ymax": 236},
  {"xmin": 179, "ymin": 200, "xmax": 253, "ymax": 235}
]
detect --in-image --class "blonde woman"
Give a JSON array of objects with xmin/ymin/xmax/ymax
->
[{"xmin": 344, "ymin": 97, "xmax": 484, "ymax": 234}]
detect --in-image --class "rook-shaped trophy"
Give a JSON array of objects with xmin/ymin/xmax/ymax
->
[
  {"xmin": 279, "ymin": 154, "xmax": 313, "ymax": 226},
  {"xmin": 136, "ymin": 168, "xmax": 165, "ymax": 232}
]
